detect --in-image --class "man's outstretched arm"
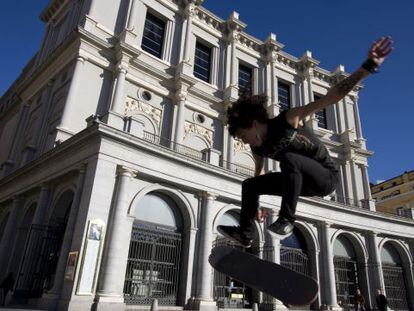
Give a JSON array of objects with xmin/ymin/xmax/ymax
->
[{"xmin": 286, "ymin": 36, "xmax": 394, "ymax": 128}]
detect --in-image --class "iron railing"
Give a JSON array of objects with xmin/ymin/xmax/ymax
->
[
  {"xmin": 382, "ymin": 264, "xmax": 409, "ymax": 311},
  {"xmin": 124, "ymin": 221, "xmax": 182, "ymax": 305},
  {"xmin": 14, "ymin": 224, "xmax": 64, "ymax": 299},
  {"xmin": 334, "ymin": 257, "xmax": 360, "ymax": 311}
]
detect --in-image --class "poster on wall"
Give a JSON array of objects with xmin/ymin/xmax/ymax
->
[
  {"xmin": 64, "ymin": 251, "xmax": 79, "ymax": 281},
  {"xmin": 77, "ymin": 219, "xmax": 105, "ymax": 294}
]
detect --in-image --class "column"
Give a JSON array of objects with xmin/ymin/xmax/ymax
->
[
  {"xmin": 96, "ymin": 166, "xmax": 137, "ymax": 305},
  {"xmin": 183, "ymin": 6, "xmax": 194, "ymax": 63},
  {"xmin": 211, "ymin": 46, "xmax": 219, "ymax": 86},
  {"xmin": 366, "ymin": 232, "xmax": 384, "ymax": 295},
  {"xmin": 265, "ymin": 213, "xmax": 286, "ymax": 309},
  {"xmin": 173, "ymin": 91, "xmax": 187, "ymax": 145},
  {"xmin": 161, "ymin": 20, "xmax": 174, "ymax": 62},
  {"xmin": 111, "ymin": 67, "xmax": 127, "ymax": 114},
  {"xmin": 22, "ymin": 81, "xmax": 55, "ymax": 164},
  {"xmin": 2, "ymin": 103, "xmax": 30, "ymax": 175},
  {"xmin": 31, "ymin": 183, "xmax": 51, "ymax": 225},
  {"xmin": 319, "ymin": 222, "xmax": 340, "ymax": 309},
  {"xmin": 349, "ymin": 159, "xmax": 360, "ymax": 207},
  {"xmin": 126, "ymin": 0, "xmax": 138, "ymax": 30},
  {"xmin": 195, "ymin": 192, "xmax": 218, "ymax": 310},
  {"xmin": 360, "ymin": 164, "xmax": 375, "ymax": 211},
  {"xmin": 59, "ymin": 56, "xmax": 85, "ymax": 130},
  {"xmin": 47, "ymin": 166, "xmax": 87, "ymax": 303},
  {"xmin": 0, "ymin": 196, "xmax": 24, "ymax": 278},
  {"xmin": 352, "ymin": 96, "xmax": 363, "ymax": 141},
  {"xmin": 227, "ymin": 134, "xmax": 234, "ymax": 169}
]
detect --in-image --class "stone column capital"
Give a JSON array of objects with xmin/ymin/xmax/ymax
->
[
  {"xmin": 198, "ymin": 191, "xmax": 218, "ymax": 201},
  {"xmin": 116, "ymin": 166, "xmax": 138, "ymax": 178}
]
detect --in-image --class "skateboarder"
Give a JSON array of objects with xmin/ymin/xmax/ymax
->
[{"xmin": 218, "ymin": 37, "xmax": 393, "ymax": 248}]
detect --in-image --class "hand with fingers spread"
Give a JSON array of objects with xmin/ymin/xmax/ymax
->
[{"xmin": 362, "ymin": 36, "xmax": 394, "ymax": 73}]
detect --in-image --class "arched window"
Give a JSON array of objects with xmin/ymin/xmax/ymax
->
[
  {"xmin": 280, "ymin": 228, "xmax": 310, "ymax": 276},
  {"xmin": 124, "ymin": 193, "xmax": 183, "ymax": 306},
  {"xmin": 333, "ymin": 235, "xmax": 360, "ymax": 310},
  {"xmin": 381, "ymin": 243, "xmax": 409, "ymax": 310}
]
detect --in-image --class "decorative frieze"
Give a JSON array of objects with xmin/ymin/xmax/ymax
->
[
  {"xmin": 125, "ymin": 97, "xmax": 161, "ymax": 126},
  {"xmin": 184, "ymin": 121, "xmax": 213, "ymax": 146},
  {"xmin": 234, "ymin": 138, "xmax": 250, "ymax": 152}
]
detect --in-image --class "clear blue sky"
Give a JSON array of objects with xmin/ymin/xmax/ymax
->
[{"xmin": 1, "ymin": 0, "xmax": 413, "ymax": 183}]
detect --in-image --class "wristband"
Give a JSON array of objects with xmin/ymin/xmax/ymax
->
[{"xmin": 361, "ymin": 59, "xmax": 379, "ymax": 74}]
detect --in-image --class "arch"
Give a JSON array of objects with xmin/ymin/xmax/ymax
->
[
  {"xmin": 331, "ymin": 230, "xmax": 369, "ymax": 263},
  {"xmin": 134, "ymin": 192, "xmax": 183, "ymax": 228},
  {"xmin": 213, "ymin": 203, "xmax": 264, "ymax": 242},
  {"xmin": 234, "ymin": 151, "xmax": 255, "ymax": 169},
  {"xmin": 129, "ymin": 184, "xmax": 196, "ymax": 231},
  {"xmin": 9, "ymin": 203, "xmax": 37, "ymax": 275},
  {"xmin": 127, "ymin": 113, "xmax": 159, "ymax": 136},
  {"xmin": 378, "ymin": 238, "xmax": 413, "ymax": 266},
  {"xmin": 294, "ymin": 221, "xmax": 320, "ymax": 253},
  {"xmin": 48, "ymin": 189, "xmax": 75, "ymax": 226},
  {"xmin": 183, "ymin": 134, "xmax": 210, "ymax": 150}
]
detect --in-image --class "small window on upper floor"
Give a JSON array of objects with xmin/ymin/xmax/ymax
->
[
  {"xmin": 194, "ymin": 41, "xmax": 212, "ymax": 83},
  {"xmin": 314, "ymin": 93, "xmax": 328, "ymax": 129},
  {"xmin": 141, "ymin": 12, "xmax": 166, "ymax": 59},
  {"xmin": 238, "ymin": 64, "xmax": 253, "ymax": 96},
  {"xmin": 278, "ymin": 81, "xmax": 291, "ymax": 112}
]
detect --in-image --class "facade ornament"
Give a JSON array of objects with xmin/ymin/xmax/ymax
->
[
  {"xmin": 125, "ymin": 97, "xmax": 161, "ymax": 126},
  {"xmin": 184, "ymin": 121, "xmax": 213, "ymax": 146},
  {"xmin": 234, "ymin": 138, "xmax": 250, "ymax": 152}
]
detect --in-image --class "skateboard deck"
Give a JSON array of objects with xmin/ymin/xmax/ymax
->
[{"xmin": 209, "ymin": 246, "xmax": 318, "ymax": 306}]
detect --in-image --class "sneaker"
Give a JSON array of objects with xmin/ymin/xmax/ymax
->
[
  {"xmin": 217, "ymin": 225, "xmax": 253, "ymax": 248},
  {"xmin": 267, "ymin": 218, "xmax": 294, "ymax": 237}
]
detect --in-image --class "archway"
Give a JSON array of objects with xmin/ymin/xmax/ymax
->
[
  {"xmin": 381, "ymin": 242, "xmax": 409, "ymax": 310},
  {"xmin": 124, "ymin": 192, "xmax": 184, "ymax": 306},
  {"xmin": 333, "ymin": 235, "xmax": 362, "ymax": 310}
]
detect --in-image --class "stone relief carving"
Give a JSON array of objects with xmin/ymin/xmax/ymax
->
[
  {"xmin": 234, "ymin": 138, "xmax": 250, "ymax": 152},
  {"xmin": 125, "ymin": 97, "xmax": 161, "ymax": 126},
  {"xmin": 184, "ymin": 121, "xmax": 213, "ymax": 146}
]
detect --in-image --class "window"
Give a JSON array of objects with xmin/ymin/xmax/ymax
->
[
  {"xmin": 238, "ymin": 64, "xmax": 252, "ymax": 96},
  {"xmin": 193, "ymin": 42, "xmax": 211, "ymax": 82},
  {"xmin": 278, "ymin": 81, "xmax": 291, "ymax": 111},
  {"xmin": 314, "ymin": 94, "xmax": 328, "ymax": 129},
  {"xmin": 141, "ymin": 13, "xmax": 166, "ymax": 58}
]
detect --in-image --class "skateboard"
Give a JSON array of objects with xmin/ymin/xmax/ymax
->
[{"xmin": 209, "ymin": 246, "xmax": 318, "ymax": 306}]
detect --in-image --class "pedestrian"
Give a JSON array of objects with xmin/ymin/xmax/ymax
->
[
  {"xmin": 376, "ymin": 288, "xmax": 388, "ymax": 311},
  {"xmin": 354, "ymin": 289, "xmax": 366, "ymax": 311},
  {"xmin": 217, "ymin": 37, "xmax": 393, "ymax": 247}
]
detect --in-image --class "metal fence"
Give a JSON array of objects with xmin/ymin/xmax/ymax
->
[
  {"xmin": 124, "ymin": 221, "xmax": 182, "ymax": 305},
  {"xmin": 382, "ymin": 264, "xmax": 409, "ymax": 311},
  {"xmin": 14, "ymin": 224, "xmax": 64, "ymax": 299},
  {"xmin": 333, "ymin": 257, "xmax": 360, "ymax": 311}
]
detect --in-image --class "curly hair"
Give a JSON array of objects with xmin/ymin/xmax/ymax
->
[{"xmin": 227, "ymin": 94, "xmax": 269, "ymax": 137}]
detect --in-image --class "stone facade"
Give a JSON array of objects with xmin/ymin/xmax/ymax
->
[{"xmin": 0, "ymin": 0, "xmax": 413, "ymax": 311}]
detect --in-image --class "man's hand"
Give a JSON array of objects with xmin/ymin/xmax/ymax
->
[{"xmin": 368, "ymin": 36, "xmax": 394, "ymax": 66}]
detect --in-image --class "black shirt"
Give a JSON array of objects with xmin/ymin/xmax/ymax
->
[{"xmin": 251, "ymin": 111, "xmax": 338, "ymax": 171}]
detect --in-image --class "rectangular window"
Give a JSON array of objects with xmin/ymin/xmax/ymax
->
[
  {"xmin": 278, "ymin": 82, "xmax": 291, "ymax": 111},
  {"xmin": 238, "ymin": 64, "xmax": 253, "ymax": 96},
  {"xmin": 194, "ymin": 42, "xmax": 211, "ymax": 83},
  {"xmin": 314, "ymin": 94, "xmax": 328, "ymax": 129},
  {"xmin": 141, "ymin": 13, "xmax": 166, "ymax": 58}
]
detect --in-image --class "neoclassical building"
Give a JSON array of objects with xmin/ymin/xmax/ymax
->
[{"xmin": 0, "ymin": 0, "xmax": 413, "ymax": 311}]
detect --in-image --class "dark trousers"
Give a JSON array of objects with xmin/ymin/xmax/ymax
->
[{"xmin": 240, "ymin": 153, "xmax": 338, "ymax": 237}]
